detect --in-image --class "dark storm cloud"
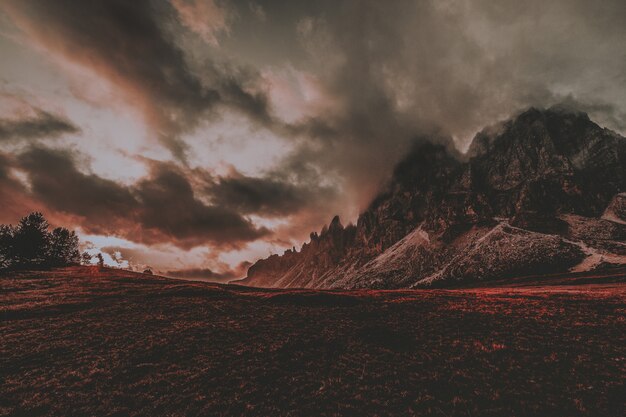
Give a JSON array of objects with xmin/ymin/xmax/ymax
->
[
  {"xmin": 0, "ymin": 110, "xmax": 79, "ymax": 143},
  {"xmin": 2, "ymin": 141, "xmax": 341, "ymax": 247},
  {"xmin": 293, "ymin": 0, "xmax": 626, "ymax": 142},
  {"xmin": 2, "ymin": 0, "xmax": 274, "ymax": 160},
  {"xmin": 0, "ymin": 151, "xmax": 48, "ymax": 224},
  {"xmin": 208, "ymin": 171, "xmax": 336, "ymax": 216},
  {"xmin": 0, "ymin": 153, "xmax": 11, "ymax": 179},
  {"xmin": 134, "ymin": 161, "xmax": 269, "ymax": 247},
  {"xmin": 266, "ymin": 0, "xmax": 626, "ymax": 208},
  {"xmin": 15, "ymin": 147, "xmax": 269, "ymax": 248},
  {"xmin": 18, "ymin": 147, "xmax": 137, "ymax": 221}
]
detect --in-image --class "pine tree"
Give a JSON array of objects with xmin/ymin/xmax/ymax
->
[
  {"xmin": 49, "ymin": 227, "xmax": 81, "ymax": 266},
  {"xmin": 0, "ymin": 225, "xmax": 15, "ymax": 269},
  {"xmin": 11, "ymin": 212, "xmax": 50, "ymax": 267}
]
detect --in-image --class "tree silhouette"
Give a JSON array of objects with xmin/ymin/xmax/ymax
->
[
  {"xmin": 96, "ymin": 253, "xmax": 105, "ymax": 268},
  {"xmin": 0, "ymin": 225, "xmax": 15, "ymax": 269},
  {"xmin": 0, "ymin": 212, "xmax": 82, "ymax": 270},
  {"xmin": 48, "ymin": 227, "xmax": 81, "ymax": 266},
  {"xmin": 11, "ymin": 212, "xmax": 50, "ymax": 266},
  {"xmin": 81, "ymin": 252, "xmax": 92, "ymax": 265}
]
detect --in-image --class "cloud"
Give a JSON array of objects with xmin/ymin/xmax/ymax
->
[
  {"xmin": 98, "ymin": 242, "xmax": 252, "ymax": 281},
  {"xmin": 15, "ymin": 146, "xmax": 269, "ymax": 248},
  {"xmin": 170, "ymin": 0, "xmax": 232, "ymax": 45},
  {"xmin": 10, "ymin": 143, "xmax": 344, "ymax": 247},
  {"xmin": 100, "ymin": 245, "xmax": 156, "ymax": 269},
  {"xmin": 17, "ymin": 147, "xmax": 136, "ymax": 222},
  {"xmin": 1, "ymin": 134, "xmax": 346, "ymax": 249},
  {"xmin": 274, "ymin": 0, "xmax": 626, "ymax": 209},
  {"xmin": 0, "ymin": 151, "xmax": 73, "ymax": 226},
  {"xmin": 208, "ymin": 169, "xmax": 336, "ymax": 216},
  {"xmin": 248, "ymin": 2, "xmax": 266, "ymax": 22},
  {"xmin": 0, "ymin": 109, "xmax": 79, "ymax": 143},
  {"xmin": 2, "ymin": 0, "xmax": 274, "ymax": 160},
  {"xmin": 134, "ymin": 161, "xmax": 270, "ymax": 247}
]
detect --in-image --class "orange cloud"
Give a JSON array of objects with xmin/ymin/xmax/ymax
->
[{"xmin": 170, "ymin": 0, "xmax": 232, "ymax": 45}]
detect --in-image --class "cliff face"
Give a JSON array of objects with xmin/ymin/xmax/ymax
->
[{"xmin": 241, "ymin": 107, "xmax": 626, "ymax": 288}]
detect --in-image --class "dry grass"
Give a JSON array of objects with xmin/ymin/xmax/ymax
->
[{"xmin": 1, "ymin": 266, "xmax": 625, "ymax": 416}]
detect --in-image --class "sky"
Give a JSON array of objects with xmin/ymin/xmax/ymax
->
[{"xmin": 0, "ymin": 0, "xmax": 625, "ymax": 280}]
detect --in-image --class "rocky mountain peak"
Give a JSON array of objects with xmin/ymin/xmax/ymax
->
[
  {"xmin": 241, "ymin": 107, "xmax": 626, "ymax": 289},
  {"xmin": 468, "ymin": 107, "xmax": 594, "ymax": 158},
  {"xmin": 328, "ymin": 215, "xmax": 343, "ymax": 232}
]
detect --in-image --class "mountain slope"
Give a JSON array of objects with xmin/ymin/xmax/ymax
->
[{"xmin": 241, "ymin": 107, "xmax": 626, "ymax": 288}]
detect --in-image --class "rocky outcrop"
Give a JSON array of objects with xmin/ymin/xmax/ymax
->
[
  {"xmin": 413, "ymin": 224, "xmax": 586, "ymax": 287},
  {"xmin": 241, "ymin": 107, "xmax": 626, "ymax": 288},
  {"xmin": 603, "ymin": 193, "xmax": 626, "ymax": 224}
]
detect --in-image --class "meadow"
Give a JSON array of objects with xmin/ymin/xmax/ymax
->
[{"xmin": 1, "ymin": 267, "xmax": 624, "ymax": 416}]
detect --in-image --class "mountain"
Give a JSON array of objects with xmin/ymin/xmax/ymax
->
[{"xmin": 241, "ymin": 107, "xmax": 626, "ymax": 288}]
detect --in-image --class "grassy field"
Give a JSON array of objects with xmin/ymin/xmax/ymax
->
[{"xmin": 1, "ymin": 266, "xmax": 625, "ymax": 416}]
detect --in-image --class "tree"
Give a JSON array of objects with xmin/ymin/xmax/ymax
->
[
  {"xmin": 81, "ymin": 252, "xmax": 92, "ymax": 265},
  {"xmin": 0, "ymin": 225, "xmax": 15, "ymax": 269},
  {"xmin": 0, "ymin": 212, "xmax": 84, "ymax": 271},
  {"xmin": 48, "ymin": 227, "xmax": 81, "ymax": 266},
  {"xmin": 96, "ymin": 253, "xmax": 105, "ymax": 268},
  {"xmin": 11, "ymin": 212, "xmax": 50, "ymax": 267}
]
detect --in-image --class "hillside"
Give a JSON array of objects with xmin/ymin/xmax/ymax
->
[
  {"xmin": 242, "ymin": 107, "xmax": 626, "ymax": 288},
  {"xmin": 1, "ymin": 266, "xmax": 625, "ymax": 416}
]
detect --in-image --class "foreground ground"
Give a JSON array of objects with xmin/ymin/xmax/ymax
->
[{"xmin": 1, "ymin": 267, "xmax": 625, "ymax": 416}]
